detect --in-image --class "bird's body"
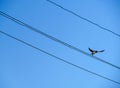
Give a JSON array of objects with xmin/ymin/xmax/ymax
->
[{"xmin": 88, "ymin": 48, "xmax": 104, "ymax": 56}]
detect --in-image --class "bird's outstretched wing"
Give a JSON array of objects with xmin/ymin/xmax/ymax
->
[
  {"xmin": 98, "ymin": 50, "xmax": 104, "ymax": 52},
  {"xmin": 88, "ymin": 48, "xmax": 94, "ymax": 52}
]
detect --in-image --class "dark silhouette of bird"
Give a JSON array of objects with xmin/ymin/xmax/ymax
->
[{"xmin": 88, "ymin": 48, "xmax": 104, "ymax": 56}]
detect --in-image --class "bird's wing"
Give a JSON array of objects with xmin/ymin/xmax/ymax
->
[
  {"xmin": 98, "ymin": 50, "xmax": 104, "ymax": 52},
  {"xmin": 88, "ymin": 48, "xmax": 94, "ymax": 52}
]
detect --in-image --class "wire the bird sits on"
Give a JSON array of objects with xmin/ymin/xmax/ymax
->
[
  {"xmin": 46, "ymin": 0, "xmax": 120, "ymax": 38},
  {"xmin": 0, "ymin": 30, "xmax": 120, "ymax": 85},
  {"xmin": 0, "ymin": 11, "xmax": 120, "ymax": 70}
]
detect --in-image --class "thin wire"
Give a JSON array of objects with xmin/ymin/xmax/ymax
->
[
  {"xmin": 0, "ymin": 11, "xmax": 120, "ymax": 70},
  {"xmin": 46, "ymin": 0, "xmax": 120, "ymax": 38},
  {"xmin": 0, "ymin": 30, "xmax": 120, "ymax": 85}
]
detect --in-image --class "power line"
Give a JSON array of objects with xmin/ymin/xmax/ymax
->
[
  {"xmin": 46, "ymin": 0, "xmax": 120, "ymax": 38},
  {"xmin": 0, "ymin": 11, "xmax": 120, "ymax": 70},
  {"xmin": 0, "ymin": 30, "xmax": 120, "ymax": 85}
]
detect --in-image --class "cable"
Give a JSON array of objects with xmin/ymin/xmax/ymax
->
[
  {"xmin": 0, "ymin": 30, "xmax": 120, "ymax": 85},
  {"xmin": 0, "ymin": 11, "xmax": 120, "ymax": 70},
  {"xmin": 46, "ymin": 0, "xmax": 120, "ymax": 38}
]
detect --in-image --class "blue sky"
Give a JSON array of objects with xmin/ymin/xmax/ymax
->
[{"xmin": 0, "ymin": 0, "xmax": 120, "ymax": 88}]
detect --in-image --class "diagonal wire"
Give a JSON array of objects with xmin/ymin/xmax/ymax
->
[
  {"xmin": 46, "ymin": 0, "xmax": 120, "ymax": 38},
  {"xmin": 0, "ymin": 11, "xmax": 120, "ymax": 70},
  {"xmin": 0, "ymin": 30, "xmax": 120, "ymax": 85}
]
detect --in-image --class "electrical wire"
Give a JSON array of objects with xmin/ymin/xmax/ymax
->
[
  {"xmin": 0, "ymin": 11, "xmax": 120, "ymax": 70},
  {"xmin": 0, "ymin": 30, "xmax": 120, "ymax": 85},
  {"xmin": 46, "ymin": 0, "xmax": 120, "ymax": 38}
]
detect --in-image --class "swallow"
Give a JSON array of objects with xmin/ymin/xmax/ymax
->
[{"xmin": 88, "ymin": 48, "xmax": 104, "ymax": 56}]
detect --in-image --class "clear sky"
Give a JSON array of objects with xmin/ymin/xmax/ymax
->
[{"xmin": 0, "ymin": 0, "xmax": 120, "ymax": 88}]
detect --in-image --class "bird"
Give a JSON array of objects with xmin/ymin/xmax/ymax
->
[{"xmin": 88, "ymin": 48, "xmax": 104, "ymax": 56}]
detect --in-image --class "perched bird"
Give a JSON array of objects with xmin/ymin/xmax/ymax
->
[{"xmin": 88, "ymin": 48, "xmax": 104, "ymax": 56}]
